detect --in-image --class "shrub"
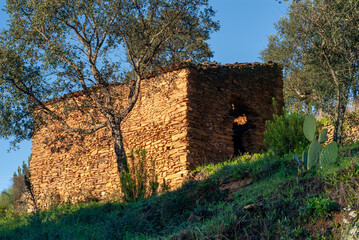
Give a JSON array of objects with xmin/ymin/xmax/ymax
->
[
  {"xmin": 303, "ymin": 195, "xmax": 339, "ymax": 221},
  {"xmin": 264, "ymin": 111, "xmax": 308, "ymax": 156},
  {"xmin": 0, "ymin": 189, "xmax": 14, "ymax": 213},
  {"xmin": 343, "ymin": 110, "xmax": 359, "ymax": 130},
  {"xmin": 120, "ymin": 147, "xmax": 159, "ymax": 202},
  {"xmin": 0, "ymin": 158, "xmax": 36, "ymax": 214},
  {"xmin": 12, "ymin": 161, "xmax": 30, "ymax": 204}
]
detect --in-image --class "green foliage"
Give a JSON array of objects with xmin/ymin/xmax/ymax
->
[
  {"xmin": 12, "ymin": 160, "xmax": 29, "ymax": 203},
  {"xmin": 261, "ymin": 0, "xmax": 359, "ymax": 143},
  {"xmin": 264, "ymin": 110, "xmax": 307, "ymax": 156},
  {"xmin": 304, "ymin": 195, "xmax": 339, "ymax": 221},
  {"xmin": 120, "ymin": 147, "xmax": 159, "ymax": 202},
  {"xmin": 160, "ymin": 179, "xmax": 170, "ymax": 193},
  {"xmin": 339, "ymin": 141, "xmax": 359, "ymax": 158},
  {"xmin": 319, "ymin": 117, "xmax": 330, "ymax": 126},
  {"xmin": 344, "ymin": 111, "xmax": 359, "ymax": 130},
  {"xmin": 262, "ymin": 1, "xmax": 359, "ymax": 143},
  {"xmin": 0, "ymin": 189, "xmax": 15, "ymax": 214},
  {"xmin": 343, "ymin": 111, "xmax": 359, "ymax": 145},
  {"xmin": 0, "ymin": 159, "xmax": 32, "ymax": 214}
]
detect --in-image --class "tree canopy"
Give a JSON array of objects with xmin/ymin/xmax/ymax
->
[
  {"xmin": 0, "ymin": 0, "xmax": 219, "ymax": 172},
  {"xmin": 261, "ymin": 0, "xmax": 359, "ymax": 142}
]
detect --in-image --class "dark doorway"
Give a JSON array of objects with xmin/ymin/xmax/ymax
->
[{"xmin": 229, "ymin": 98, "xmax": 253, "ymax": 155}]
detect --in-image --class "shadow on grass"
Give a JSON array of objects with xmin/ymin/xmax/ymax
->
[
  {"xmin": 0, "ymin": 174, "xmax": 228, "ymax": 239},
  {"xmin": 2, "ymin": 150, "xmax": 355, "ymax": 239}
]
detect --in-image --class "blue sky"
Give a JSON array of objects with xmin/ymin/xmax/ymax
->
[{"xmin": 0, "ymin": 0, "xmax": 288, "ymax": 192}]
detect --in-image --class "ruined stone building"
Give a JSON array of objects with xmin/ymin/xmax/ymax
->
[{"xmin": 30, "ymin": 62, "xmax": 283, "ymax": 208}]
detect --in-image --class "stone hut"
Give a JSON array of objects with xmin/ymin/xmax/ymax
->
[{"xmin": 30, "ymin": 62, "xmax": 283, "ymax": 208}]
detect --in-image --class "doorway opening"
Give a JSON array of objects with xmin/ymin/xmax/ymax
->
[{"xmin": 229, "ymin": 98, "xmax": 253, "ymax": 155}]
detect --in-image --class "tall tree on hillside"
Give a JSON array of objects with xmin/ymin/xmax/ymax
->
[
  {"xmin": 261, "ymin": 0, "xmax": 359, "ymax": 143},
  {"xmin": 0, "ymin": 0, "xmax": 219, "ymax": 174}
]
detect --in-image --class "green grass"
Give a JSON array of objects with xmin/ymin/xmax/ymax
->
[{"xmin": 1, "ymin": 147, "xmax": 359, "ymax": 239}]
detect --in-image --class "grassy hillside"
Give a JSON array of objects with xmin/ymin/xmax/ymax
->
[{"xmin": 1, "ymin": 143, "xmax": 359, "ymax": 239}]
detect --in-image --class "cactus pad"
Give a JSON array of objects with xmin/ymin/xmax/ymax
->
[
  {"xmin": 318, "ymin": 128, "xmax": 328, "ymax": 143},
  {"xmin": 308, "ymin": 140, "xmax": 321, "ymax": 169},
  {"xmin": 293, "ymin": 154, "xmax": 302, "ymax": 171},
  {"xmin": 303, "ymin": 115, "xmax": 316, "ymax": 142},
  {"xmin": 319, "ymin": 142, "xmax": 338, "ymax": 169},
  {"xmin": 302, "ymin": 151, "xmax": 308, "ymax": 171}
]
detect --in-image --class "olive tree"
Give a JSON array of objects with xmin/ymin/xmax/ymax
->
[
  {"xmin": 261, "ymin": 0, "xmax": 359, "ymax": 143},
  {"xmin": 0, "ymin": 0, "xmax": 219, "ymax": 172}
]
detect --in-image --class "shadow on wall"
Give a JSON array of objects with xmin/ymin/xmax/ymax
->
[{"xmin": 229, "ymin": 95, "xmax": 255, "ymax": 155}]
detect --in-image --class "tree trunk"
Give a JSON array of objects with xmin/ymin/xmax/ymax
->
[
  {"xmin": 110, "ymin": 122, "xmax": 128, "ymax": 173},
  {"xmin": 353, "ymin": 88, "xmax": 359, "ymax": 112},
  {"xmin": 333, "ymin": 91, "xmax": 346, "ymax": 144}
]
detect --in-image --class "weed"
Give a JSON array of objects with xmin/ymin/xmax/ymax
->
[{"xmin": 120, "ymin": 147, "xmax": 159, "ymax": 202}]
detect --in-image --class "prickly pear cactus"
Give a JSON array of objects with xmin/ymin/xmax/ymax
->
[
  {"xmin": 293, "ymin": 114, "xmax": 338, "ymax": 173},
  {"xmin": 302, "ymin": 151, "xmax": 308, "ymax": 171},
  {"xmin": 319, "ymin": 142, "xmax": 339, "ymax": 169},
  {"xmin": 308, "ymin": 140, "xmax": 321, "ymax": 169},
  {"xmin": 293, "ymin": 154, "xmax": 302, "ymax": 172},
  {"xmin": 303, "ymin": 115, "xmax": 316, "ymax": 142},
  {"xmin": 318, "ymin": 128, "xmax": 328, "ymax": 144}
]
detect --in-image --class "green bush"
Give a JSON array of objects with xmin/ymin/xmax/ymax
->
[
  {"xmin": 0, "ymin": 189, "xmax": 14, "ymax": 213},
  {"xmin": 120, "ymin": 147, "xmax": 159, "ymax": 202},
  {"xmin": 0, "ymin": 159, "xmax": 32, "ymax": 214},
  {"xmin": 264, "ymin": 111, "xmax": 308, "ymax": 156},
  {"xmin": 12, "ymin": 161, "xmax": 30, "ymax": 204},
  {"xmin": 344, "ymin": 110, "xmax": 359, "ymax": 130}
]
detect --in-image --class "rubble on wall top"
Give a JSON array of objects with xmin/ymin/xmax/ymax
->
[
  {"xmin": 195, "ymin": 61, "xmax": 281, "ymax": 73},
  {"xmin": 198, "ymin": 61, "xmax": 278, "ymax": 69},
  {"xmin": 41, "ymin": 61, "xmax": 280, "ymax": 106},
  {"xmin": 130, "ymin": 61, "xmax": 281, "ymax": 80}
]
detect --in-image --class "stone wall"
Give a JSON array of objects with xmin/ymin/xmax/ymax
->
[
  {"xmin": 186, "ymin": 62, "xmax": 283, "ymax": 167},
  {"xmin": 30, "ymin": 62, "xmax": 283, "ymax": 208},
  {"xmin": 322, "ymin": 124, "xmax": 359, "ymax": 145}
]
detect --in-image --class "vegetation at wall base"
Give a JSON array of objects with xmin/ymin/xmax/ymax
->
[
  {"xmin": 120, "ymin": 147, "xmax": 159, "ymax": 202},
  {"xmin": 1, "ymin": 144, "xmax": 359, "ymax": 239},
  {"xmin": 264, "ymin": 109, "xmax": 308, "ymax": 156}
]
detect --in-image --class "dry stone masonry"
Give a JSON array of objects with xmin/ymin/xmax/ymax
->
[{"xmin": 30, "ymin": 62, "xmax": 283, "ymax": 208}]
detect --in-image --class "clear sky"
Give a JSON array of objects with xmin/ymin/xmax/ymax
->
[{"xmin": 0, "ymin": 0, "xmax": 288, "ymax": 192}]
